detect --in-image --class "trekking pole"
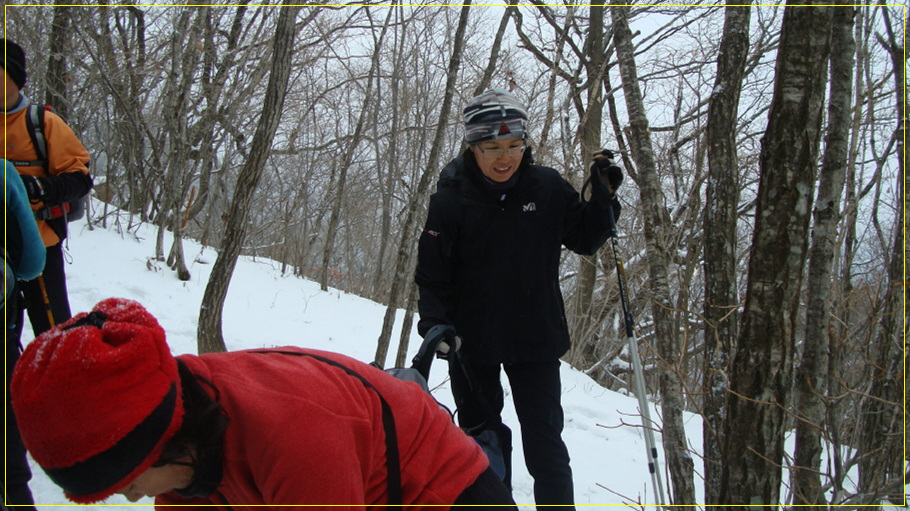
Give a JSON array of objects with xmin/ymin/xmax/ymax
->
[
  {"xmin": 37, "ymin": 274, "xmax": 55, "ymax": 328},
  {"xmin": 606, "ymin": 204, "xmax": 667, "ymax": 508}
]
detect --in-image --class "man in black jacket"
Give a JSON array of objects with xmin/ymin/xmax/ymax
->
[{"xmin": 415, "ymin": 88, "xmax": 622, "ymax": 509}]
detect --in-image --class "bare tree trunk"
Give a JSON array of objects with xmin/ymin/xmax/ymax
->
[
  {"xmin": 791, "ymin": 5, "xmax": 855, "ymax": 507},
  {"xmin": 45, "ymin": 3, "xmax": 72, "ymax": 119},
  {"xmin": 702, "ymin": 5, "xmax": 751, "ymax": 503},
  {"xmin": 153, "ymin": 5, "xmax": 202, "ymax": 276},
  {"xmin": 510, "ymin": 4, "xmax": 610, "ymax": 369},
  {"xmin": 320, "ymin": 8, "xmax": 391, "ymax": 291},
  {"xmin": 394, "ymin": 281, "xmax": 419, "ymax": 368},
  {"xmin": 567, "ymin": 4, "xmax": 606, "ymax": 367},
  {"xmin": 827, "ymin": 17, "xmax": 868, "ymax": 496},
  {"xmin": 198, "ymin": 4, "xmax": 300, "ymax": 354},
  {"xmin": 472, "ymin": 0, "xmax": 514, "ymax": 96},
  {"xmin": 856, "ymin": 189, "xmax": 905, "ymax": 506},
  {"xmin": 536, "ymin": 6, "xmax": 571, "ymax": 157},
  {"xmin": 184, "ymin": 6, "xmax": 250, "ymax": 223},
  {"xmin": 374, "ymin": 3, "xmax": 471, "ymax": 367},
  {"xmin": 857, "ymin": 6, "xmax": 907, "ymax": 504},
  {"xmin": 370, "ymin": 6, "xmax": 403, "ymax": 301},
  {"xmin": 720, "ymin": 3, "xmax": 834, "ymax": 507},
  {"xmin": 610, "ymin": 5, "xmax": 695, "ymax": 507},
  {"xmin": 89, "ymin": 5, "xmax": 156, "ymax": 221}
]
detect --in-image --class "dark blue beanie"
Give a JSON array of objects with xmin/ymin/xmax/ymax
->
[{"xmin": 2, "ymin": 39, "xmax": 27, "ymax": 89}]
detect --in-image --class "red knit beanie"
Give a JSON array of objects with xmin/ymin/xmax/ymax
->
[{"xmin": 11, "ymin": 298, "xmax": 184, "ymax": 504}]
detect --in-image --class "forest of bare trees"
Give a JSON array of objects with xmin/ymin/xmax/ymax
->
[{"xmin": 5, "ymin": 1, "xmax": 905, "ymax": 508}]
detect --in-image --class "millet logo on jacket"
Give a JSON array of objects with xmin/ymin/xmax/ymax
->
[{"xmin": 522, "ymin": 202, "xmax": 536, "ymax": 212}]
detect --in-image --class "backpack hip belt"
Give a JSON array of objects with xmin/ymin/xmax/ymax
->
[{"xmin": 34, "ymin": 201, "xmax": 73, "ymax": 221}]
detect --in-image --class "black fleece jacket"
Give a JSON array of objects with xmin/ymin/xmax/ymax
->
[{"xmin": 415, "ymin": 148, "xmax": 620, "ymax": 365}]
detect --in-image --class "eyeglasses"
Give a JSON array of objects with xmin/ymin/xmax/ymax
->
[{"xmin": 475, "ymin": 145, "xmax": 526, "ymax": 159}]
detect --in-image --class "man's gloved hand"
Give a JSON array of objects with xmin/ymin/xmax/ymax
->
[
  {"xmin": 413, "ymin": 324, "xmax": 461, "ymax": 381},
  {"xmin": 20, "ymin": 175, "xmax": 47, "ymax": 201},
  {"xmin": 591, "ymin": 149, "xmax": 623, "ymax": 193},
  {"xmin": 424, "ymin": 324, "xmax": 461, "ymax": 358}
]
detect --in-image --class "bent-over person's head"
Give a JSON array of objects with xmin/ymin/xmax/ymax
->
[{"xmin": 10, "ymin": 298, "xmax": 203, "ymax": 503}]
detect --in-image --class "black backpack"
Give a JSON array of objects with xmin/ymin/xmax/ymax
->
[{"xmin": 13, "ymin": 103, "xmax": 87, "ymax": 222}]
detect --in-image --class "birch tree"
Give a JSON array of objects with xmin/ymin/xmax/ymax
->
[
  {"xmin": 791, "ymin": 4, "xmax": 855, "ymax": 507},
  {"xmin": 856, "ymin": 4, "xmax": 907, "ymax": 505},
  {"xmin": 702, "ymin": 3, "xmax": 751, "ymax": 504},
  {"xmin": 720, "ymin": 3, "xmax": 834, "ymax": 506}
]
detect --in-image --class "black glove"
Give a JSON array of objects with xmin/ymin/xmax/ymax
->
[
  {"xmin": 20, "ymin": 174, "xmax": 47, "ymax": 201},
  {"xmin": 413, "ymin": 324, "xmax": 461, "ymax": 380},
  {"xmin": 591, "ymin": 149, "xmax": 623, "ymax": 192}
]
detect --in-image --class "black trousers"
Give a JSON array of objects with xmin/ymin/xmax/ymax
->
[
  {"xmin": 19, "ymin": 244, "xmax": 72, "ymax": 337},
  {"xmin": 453, "ymin": 467, "xmax": 518, "ymax": 509},
  {"xmin": 449, "ymin": 358, "xmax": 575, "ymax": 510},
  {"xmin": 3, "ymin": 290, "xmax": 37, "ymax": 510}
]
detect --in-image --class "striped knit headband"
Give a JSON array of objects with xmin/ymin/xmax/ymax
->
[{"xmin": 463, "ymin": 88, "xmax": 529, "ymax": 144}]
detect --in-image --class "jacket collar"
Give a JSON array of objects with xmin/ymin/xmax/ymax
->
[{"xmin": 4, "ymin": 93, "xmax": 29, "ymax": 115}]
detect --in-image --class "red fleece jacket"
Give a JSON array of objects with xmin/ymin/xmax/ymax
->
[{"xmin": 155, "ymin": 348, "xmax": 488, "ymax": 510}]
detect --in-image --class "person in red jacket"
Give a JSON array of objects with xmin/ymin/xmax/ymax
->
[{"xmin": 11, "ymin": 298, "xmax": 517, "ymax": 510}]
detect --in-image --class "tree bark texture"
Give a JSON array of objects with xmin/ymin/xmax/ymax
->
[
  {"xmin": 702, "ymin": 3, "xmax": 751, "ymax": 504},
  {"xmin": 791, "ymin": 5, "xmax": 855, "ymax": 507},
  {"xmin": 370, "ymin": 5, "xmax": 405, "ymax": 301},
  {"xmin": 198, "ymin": 4, "xmax": 300, "ymax": 354},
  {"xmin": 611, "ymin": 5, "xmax": 696, "ymax": 507},
  {"xmin": 720, "ymin": 3, "xmax": 833, "ymax": 507}
]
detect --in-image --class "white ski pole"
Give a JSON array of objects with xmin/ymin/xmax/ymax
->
[{"xmin": 606, "ymin": 203, "xmax": 667, "ymax": 508}]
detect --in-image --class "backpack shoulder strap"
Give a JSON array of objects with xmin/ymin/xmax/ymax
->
[
  {"xmin": 10, "ymin": 104, "xmax": 49, "ymax": 170},
  {"xmin": 24, "ymin": 103, "xmax": 49, "ymax": 170},
  {"xmin": 248, "ymin": 349, "xmax": 403, "ymax": 510}
]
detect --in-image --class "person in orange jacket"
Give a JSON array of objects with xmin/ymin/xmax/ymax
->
[
  {"xmin": 3, "ymin": 39, "xmax": 93, "ymax": 336},
  {"xmin": 11, "ymin": 298, "xmax": 518, "ymax": 510}
]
